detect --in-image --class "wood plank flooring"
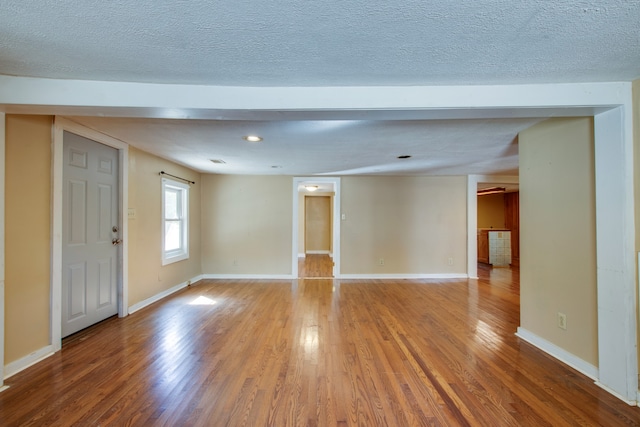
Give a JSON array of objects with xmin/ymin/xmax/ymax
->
[
  {"xmin": 1, "ymin": 266, "xmax": 640, "ymax": 426},
  {"xmin": 298, "ymin": 254, "xmax": 333, "ymax": 278}
]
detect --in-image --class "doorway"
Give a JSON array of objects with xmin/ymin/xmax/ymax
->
[
  {"xmin": 476, "ymin": 183, "xmax": 519, "ymax": 269},
  {"xmin": 300, "ymin": 195, "xmax": 333, "ymax": 278},
  {"xmin": 292, "ymin": 177, "xmax": 341, "ymax": 278}
]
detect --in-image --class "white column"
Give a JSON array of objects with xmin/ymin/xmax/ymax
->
[
  {"xmin": 467, "ymin": 175, "xmax": 478, "ymax": 279},
  {"xmin": 594, "ymin": 106, "xmax": 638, "ymax": 402}
]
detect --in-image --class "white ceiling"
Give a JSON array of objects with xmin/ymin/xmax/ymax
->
[
  {"xmin": 70, "ymin": 116, "xmax": 535, "ymax": 175},
  {"xmin": 1, "ymin": 1, "xmax": 639, "ymax": 176}
]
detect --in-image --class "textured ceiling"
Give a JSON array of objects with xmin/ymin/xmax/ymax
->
[
  {"xmin": 1, "ymin": 1, "xmax": 638, "ymax": 177},
  {"xmin": 1, "ymin": 0, "xmax": 638, "ymax": 86}
]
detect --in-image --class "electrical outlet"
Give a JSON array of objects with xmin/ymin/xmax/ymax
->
[
  {"xmin": 557, "ymin": 312, "xmax": 567, "ymax": 330},
  {"xmin": 447, "ymin": 257, "xmax": 453, "ymax": 265},
  {"xmin": 378, "ymin": 258, "xmax": 384, "ymax": 266}
]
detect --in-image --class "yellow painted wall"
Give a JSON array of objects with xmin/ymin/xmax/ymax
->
[
  {"xmin": 127, "ymin": 147, "xmax": 202, "ymax": 305},
  {"xmin": 340, "ymin": 176, "xmax": 467, "ymax": 274},
  {"xmin": 3, "ymin": 117, "xmax": 203, "ymax": 366},
  {"xmin": 298, "ymin": 191, "xmax": 334, "ymax": 254},
  {"xmin": 201, "ymin": 175, "xmax": 293, "ymax": 274},
  {"xmin": 305, "ymin": 195, "xmax": 331, "ymax": 252},
  {"xmin": 477, "ymin": 193, "xmax": 505, "ymax": 229},
  {"xmin": 5, "ymin": 114, "xmax": 52, "ymax": 364},
  {"xmin": 519, "ymin": 117, "xmax": 598, "ymax": 366}
]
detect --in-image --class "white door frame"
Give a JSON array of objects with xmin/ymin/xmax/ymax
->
[
  {"xmin": 0, "ymin": 113, "xmax": 5, "ymax": 390},
  {"xmin": 292, "ymin": 177, "xmax": 341, "ymax": 278},
  {"xmin": 52, "ymin": 117, "xmax": 129, "ymax": 352}
]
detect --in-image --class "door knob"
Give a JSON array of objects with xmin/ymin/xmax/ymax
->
[{"xmin": 112, "ymin": 238, "xmax": 123, "ymax": 245}]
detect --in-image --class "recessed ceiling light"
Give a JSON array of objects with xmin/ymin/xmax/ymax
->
[
  {"xmin": 305, "ymin": 185, "xmax": 319, "ymax": 192},
  {"xmin": 244, "ymin": 135, "xmax": 263, "ymax": 142},
  {"xmin": 271, "ymin": 165, "xmax": 282, "ymax": 169},
  {"xmin": 397, "ymin": 155, "xmax": 412, "ymax": 159}
]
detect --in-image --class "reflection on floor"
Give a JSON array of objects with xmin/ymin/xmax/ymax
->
[
  {"xmin": 298, "ymin": 254, "xmax": 333, "ymax": 278},
  {"xmin": 478, "ymin": 262, "xmax": 520, "ymax": 295}
]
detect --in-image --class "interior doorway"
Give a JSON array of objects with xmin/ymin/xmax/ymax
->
[
  {"xmin": 305, "ymin": 195, "xmax": 331, "ymax": 255},
  {"xmin": 476, "ymin": 182, "xmax": 520, "ymax": 269},
  {"xmin": 292, "ymin": 177, "xmax": 341, "ymax": 278},
  {"xmin": 301, "ymin": 194, "xmax": 333, "ymax": 278}
]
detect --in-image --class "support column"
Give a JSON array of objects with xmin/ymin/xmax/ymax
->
[{"xmin": 594, "ymin": 106, "xmax": 638, "ymax": 402}]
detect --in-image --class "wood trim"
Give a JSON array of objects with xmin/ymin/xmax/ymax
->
[{"xmin": 504, "ymin": 192, "xmax": 520, "ymax": 267}]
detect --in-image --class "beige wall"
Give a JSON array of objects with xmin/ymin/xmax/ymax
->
[
  {"xmin": 477, "ymin": 193, "xmax": 505, "ymax": 229},
  {"xmin": 519, "ymin": 117, "xmax": 598, "ymax": 366},
  {"xmin": 201, "ymin": 175, "xmax": 292, "ymax": 274},
  {"xmin": 340, "ymin": 176, "xmax": 467, "ymax": 274},
  {"xmin": 127, "ymin": 147, "xmax": 202, "ymax": 305},
  {"xmin": 5, "ymin": 114, "xmax": 53, "ymax": 364}
]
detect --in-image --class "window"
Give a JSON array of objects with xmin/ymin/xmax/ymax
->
[{"xmin": 162, "ymin": 178, "xmax": 189, "ymax": 265}]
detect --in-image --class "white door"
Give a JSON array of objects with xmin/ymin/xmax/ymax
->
[{"xmin": 62, "ymin": 131, "xmax": 120, "ymax": 337}]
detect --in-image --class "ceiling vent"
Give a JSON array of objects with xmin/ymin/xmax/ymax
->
[{"xmin": 210, "ymin": 159, "xmax": 226, "ymax": 164}]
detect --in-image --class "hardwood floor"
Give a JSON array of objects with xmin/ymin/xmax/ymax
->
[
  {"xmin": 1, "ymin": 267, "xmax": 640, "ymax": 426},
  {"xmin": 298, "ymin": 254, "xmax": 333, "ymax": 278}
]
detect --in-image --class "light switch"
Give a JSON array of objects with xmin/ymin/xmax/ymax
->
[{"xmin": 341, "ymin": 213, "xmax": 346, "ymax": 220}]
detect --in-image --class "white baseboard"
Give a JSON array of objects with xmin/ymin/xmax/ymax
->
[
  {"xmin": 515, "ymin": 327, "xmax": 598, "ymax": 381},
  {"xmin": 4, "ymin": 345, "xmax": 55, "ymax": 380},
  {"xmin": 337, "ymin": 273, "xmax": 468, "ymax": 280},
  {"xmin": 306, "ymin": 250, "xmax": 330, "ymax": 255},
  {"xmin": 202, "ymin": 274, "xmax": 295, "ymax": 280},
  {"xmin": 128, "ymin": 274, "xmax": 204, "ymax": 315},
  {"xmin": 0, "ymin": 385, "xmax": 9, "ymax": 393},
  {"xmin": 593, "ymin": 381, "xmax": 637, "ymax": 406},
  {"xmin": 298, "ymin": 253, "xmax": 305, "ymax": 258}
]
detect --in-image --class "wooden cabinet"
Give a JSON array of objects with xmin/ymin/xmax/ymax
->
[
  {"xmin": 504, "ymin": 192, "xmax": 520, "ymax": 267},
  {"xmin": 477, "ymin": 230, "xmax": 489, "ymax": 263}
]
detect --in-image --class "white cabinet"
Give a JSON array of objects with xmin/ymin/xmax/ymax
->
[{"xmin": 488, "ymin": 231, "xmax": 511, "ymax": 267}]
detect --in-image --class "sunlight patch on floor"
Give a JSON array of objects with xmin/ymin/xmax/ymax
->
[{"xmin": 189, "ymin": 295, "xmax": 217, "ymax": 306}]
